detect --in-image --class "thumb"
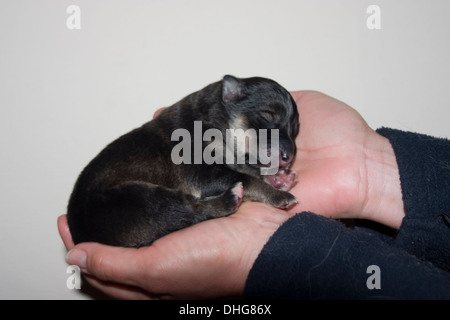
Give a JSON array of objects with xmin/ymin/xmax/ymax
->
[
  {"xmin": 153, "ymin": 107, "xmax": 166, "ymax": 119},
  {"xmin": 66, "ymin": 242, "xmax": 154, "ymax": 287}
]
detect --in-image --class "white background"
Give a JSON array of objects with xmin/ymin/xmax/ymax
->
[{"xmin": 0, "ymin": 0, "xmax": 449, "ymax": 299}]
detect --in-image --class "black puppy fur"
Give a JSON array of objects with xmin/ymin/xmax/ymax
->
[{"xmin": 67, "ymin": 75, "xmax": 299, "ymax": 247}]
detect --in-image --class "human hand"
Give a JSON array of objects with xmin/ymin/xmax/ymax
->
[
  {"xmin": 59, "ymin": 201, "xmax": 291, "ymax": 299},
  {"xmin": 286, "ymin": 91, "xmax": 405, "ymax": 228},
  {"xmin": 59, "ymin": 106, "xmax": 293, "ymax": 299},
  {"xmin": 59, "ymin": 91, "xmax": 405, "ymax": 299}
]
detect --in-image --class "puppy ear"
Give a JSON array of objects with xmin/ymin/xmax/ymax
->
[{"xmin": 222, "ymin": 75, "xmax": 244, "ymax": 104}]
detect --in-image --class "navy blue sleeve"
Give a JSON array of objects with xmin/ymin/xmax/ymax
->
[
  {"xmin": 244, "ymin": 128, "xmax": 450, "ymax": 299},
  {"xmin": 244, "ymin": 212, "xmax": 450, "ymax": 299},
  {"xmin": 376, "ymin": 128, "xmax": 450, "ymax": 271}
]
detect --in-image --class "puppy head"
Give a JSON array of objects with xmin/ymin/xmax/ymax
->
[{"xmin": 220, "ymin": 75, "xmax": 299, "ymax": 175}]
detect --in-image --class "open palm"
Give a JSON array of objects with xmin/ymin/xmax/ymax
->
[
  {"xmin": 288, "ymin": 91, "xmax": 373, "ymax": 219},
  {"xmin": 59, "ymin": 91, "xmax": 399, "ymax": 299}
]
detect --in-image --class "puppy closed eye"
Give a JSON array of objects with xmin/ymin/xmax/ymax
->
[{"xmin": 260, "ymin": 110, "xmax": 277, "ymax": 122}]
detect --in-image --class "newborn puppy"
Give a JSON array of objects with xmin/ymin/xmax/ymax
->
[{"xmin": 67, "ymin": 75, "xmax": 299, "ymax": 247}]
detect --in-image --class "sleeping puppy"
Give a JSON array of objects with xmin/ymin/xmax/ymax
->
[{"xmin": 67, "ymin": 75, "xmax": 299, "ymax": 247}]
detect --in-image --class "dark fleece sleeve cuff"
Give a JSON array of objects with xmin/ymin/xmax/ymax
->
[
  {"xmin": 244, "ymin": 212, "xmax": 450, "ymax": 299},
  {"xmin": 376, "ymin": 128, "xmax": 450, "ymax": 271}
]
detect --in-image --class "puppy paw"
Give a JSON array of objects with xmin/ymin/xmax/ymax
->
[
  {"xmin": 272, "ymin": 192, "xmax": 298, "ymax": 209},
  {"xmin": 200, "ymin": 182, "xmax": 244, "ymax": 218},
  {"xmin": 230, "ymin": 182, "xmax": 244, "ymax": 206},
  {"xmin": 221, "ymin": 182, "xmax": 245, "ymax": 214},
  {"xmin": 264, "ymin": 169, "xmax": 298, "ymax": 191}
]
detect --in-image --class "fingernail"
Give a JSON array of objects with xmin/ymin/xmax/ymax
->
[{"xmin": 66, "ymin": 248, "xmax": 87, "ymax": 270}]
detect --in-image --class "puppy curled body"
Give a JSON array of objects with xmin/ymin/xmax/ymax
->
[{"xmin": 67, "ymin": 75, "xmax": 300, "ymax": 247}]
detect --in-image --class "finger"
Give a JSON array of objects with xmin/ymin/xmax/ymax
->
[
  {"xmin": 82, "ymin": 274, "xmax": 155, "ymax": 300},
  {"xmin": 153, "ymin": 107, "xmax": 166, "ymax": 119},
  {"xmin": 289, "ymin": 90, "xmax": 307, "ymax": 101},
  {"xmin": 66, "ymin": 242, "xmax": 155, "ymax": 288},
  {"xmin": 289, "ymin": 90, "xmax": 320, "ymax": 104},
  {"xmin": 57, "ymin": 214, "xmax": 74, "ymax": 250}
]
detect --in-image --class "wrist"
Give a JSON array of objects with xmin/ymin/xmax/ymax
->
[{"xmin": 361, "ymin": 133, "xmax": 405, "ymax": 229}]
